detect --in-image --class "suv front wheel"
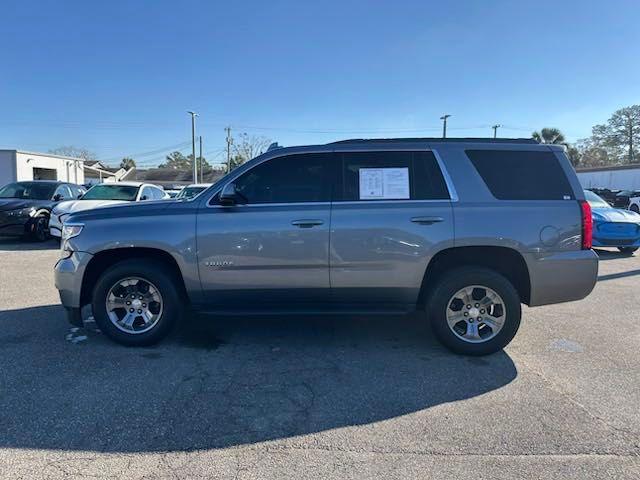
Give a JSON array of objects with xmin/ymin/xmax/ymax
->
[
  {"xmin": 427, "ymin": 267, "xmax": 521, "ymax": 356},
  {"xmin": 92, "ymin": 260, "xmax": 181, "ymax": 346}
]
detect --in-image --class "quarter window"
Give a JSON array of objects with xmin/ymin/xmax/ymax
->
[
  {"xmin": 230, "ymin": 153, "xmax": 333, "ymax": 204},
  {"xmin": 466, "ymin": 150, "xmax": 574, "ymax": 200},
  {"xmin": 337, "ymin": 151, "xmax": 449, "ymax": 201}
]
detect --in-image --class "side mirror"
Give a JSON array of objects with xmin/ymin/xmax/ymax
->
[
  {"xmin": 219, "ymin": 183, "xmax": 239, "ymax": 206},
  {"xmin": 140, "ymin": 195, "xmax": 148, "ymax": 201},
  {"xmin": 53, "ymin": 194, "xmax": 63, "ymax": 201}
]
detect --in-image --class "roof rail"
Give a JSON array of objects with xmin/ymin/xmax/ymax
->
[{"xmin": 330, "ymin": 137, "xmax": 539, "ymax": 145}]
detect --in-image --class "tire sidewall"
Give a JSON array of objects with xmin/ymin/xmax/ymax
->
[
  {"xmin": 427, "ymin": 267, "xmax": 522, "ymax": 356},
  {"xmin": 92, "ymin": 260, "xmax": 180, "ymax": 346},
  {"xmin": 29, "ymin": 215, "xmax": 49, "ymax": 242}
]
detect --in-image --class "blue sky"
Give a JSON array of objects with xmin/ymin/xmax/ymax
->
[{"xmin": 1, "ymin": 0, "xmax": 639, "ymax": 167}]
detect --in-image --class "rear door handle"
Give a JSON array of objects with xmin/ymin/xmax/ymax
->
[
  {"xmin": 411, "ymin": 216, "xmax": 444, "ymax": 225},
  {"xmin": 291, "ymin": 219, "xmax": 324, "ymax": 228}
]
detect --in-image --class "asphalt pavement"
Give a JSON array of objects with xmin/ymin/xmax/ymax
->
[{"xmin": 0, "ymin": 238, "xmax": 638, "ymax": 479}]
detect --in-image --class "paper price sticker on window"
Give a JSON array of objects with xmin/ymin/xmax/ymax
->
[{"xmin": 359, "ymin": 168, "xmax": 410, "ymax": 200}]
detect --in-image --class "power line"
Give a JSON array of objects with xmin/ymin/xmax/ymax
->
[{"xmin": 98, "ymin": 141, "xmax": 192, "ymax": 163}]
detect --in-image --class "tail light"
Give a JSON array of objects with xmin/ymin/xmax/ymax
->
[{"xmin": 580, "ymin": 200, "xmax": 592, "ymax": 250}]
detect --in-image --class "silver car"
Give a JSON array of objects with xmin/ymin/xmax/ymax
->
[{"xmin": 54, "ymin": 138, "xmax": 598, "ymax": 355}]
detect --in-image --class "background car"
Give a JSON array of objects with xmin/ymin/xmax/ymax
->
[
  {"xmin": 612, "ymin": 189, "xmax": 640, "ymax": 208},
  {"xmin": 49, "ymin": 181, "xmax": 169, "ymax": 238},
  {"xmin": 586, "ymin": 189, "xmax": 640, "ymax": 254},
  {"xmin": 588, "ymin": 188, "xmax": 620, "ymax": 206},
  {"xmin": 175, "ymin": 183, "xmax": 212, "ymax": 199},
  {"xmin": 0, "ymin": 180, "xmax": 85, "ymax": 241}
]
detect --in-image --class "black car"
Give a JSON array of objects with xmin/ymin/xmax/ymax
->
[
  {"xmin": 0, "ymin": 180, "xmax": 85, "ymax": 241},
  {"xmin": 613, "ymin": 190, "xmax": 640, "ymax": 208}
]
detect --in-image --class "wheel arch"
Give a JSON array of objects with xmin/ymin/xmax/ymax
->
[
  {"xmin": 80, "ymin": 247, "xmax": 189, "ymax": 308},
  {"xmin": 418, "ymin": 246, "xmax": 531, "ymax": 306}
]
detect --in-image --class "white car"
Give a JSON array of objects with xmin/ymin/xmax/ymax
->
[
  {"xmin": 49, "ymin": 182, "xmax": 169, "ymax": 238},
  {"xmin": 630, "ymin": 196, "xmax": 640, "ymax": 214}
]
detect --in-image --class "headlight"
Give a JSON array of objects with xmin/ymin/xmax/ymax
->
[
  {"xmin": 9, "ymin": 207, "xmax": 36, "ymax": 218},
  {"xmin": 61, "ymin": 223, "xmax": 84, "ymax": 240}
]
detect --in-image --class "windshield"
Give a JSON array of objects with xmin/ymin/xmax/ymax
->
[
  {"xmin": 585, "ymin": 190, "xmax": 610, "ymax": 208},
  {"xmin": 176, "ymin": 186, "xmax": 207, "ymax": 199},
  {"xmin": 82, "ymin": 184, "xmax": 140, "ymax": 201},
  {"xmin": 0, "ymin": 182, "xmax": 57, "ymax": 200}
]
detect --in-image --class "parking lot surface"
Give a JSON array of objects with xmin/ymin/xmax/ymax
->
[{"xmin": 0, "ymin": 238, "xmax": 639, "ymax": 479}]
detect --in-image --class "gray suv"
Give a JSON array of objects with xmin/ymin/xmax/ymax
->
[{"xmin": 54, "ymin": 138, "xmax": 598, "ymax": 355}]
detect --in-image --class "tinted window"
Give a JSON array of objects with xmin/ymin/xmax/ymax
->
[
  {"xmin": 231, "ymin": 153, "xmax": 333, "ymax": 204},
  {"xmin": 0, "ymin": 182, "xmax": 57, "ymax": 200},
  {"xmin": 466, "ymin": 150, "xmax": 574, "ymax": 200},
  {"xmin": 54, "ymin": 184, "xmax": 73, "ymax": 200},
  {"xmin": 82, "ymin": 184, "xmax": 139, "ymax": 201},
  {"xmin": 177, "ymin": 186, "xmax": 207, "ymax": 199},
  {"xmin": 69, "ymin": 184, "xmax": 84, "ymax": 198},
  {"xmin": 338, "ymin": 151, "xmax": 449, "ymax": 201}
]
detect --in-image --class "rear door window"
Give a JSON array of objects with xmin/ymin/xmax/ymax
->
[
  {"xmin": 337, "ymin": 151, "xmax": 449, "ymax": 201},
  {"xmin": 466, "ymin": 150, "xmax": 574, "ymax": 200}
]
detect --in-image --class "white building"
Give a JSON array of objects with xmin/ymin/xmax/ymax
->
[
  {"xmin": 0, "ymin": 149, "xmax": 85, "ymax": 185},
  {"xmin": 576, "ymin": 164, "xmax": 640, "ymax": 190}
]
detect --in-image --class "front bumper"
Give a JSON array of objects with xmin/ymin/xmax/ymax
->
[
  {"xmin": 525, "ymin": 249, "xmax": 599, "ymax": 307},
  {"xmin": 48, "ymin": 214, "xmax": 64, "ymax": 238},
  {"xmin": 54, "ymin": 251, "xmax": 93, "ymax": 325},
  {"xmin": 0, "ymin": 218, "xmax": 29, "ymax": 237}
]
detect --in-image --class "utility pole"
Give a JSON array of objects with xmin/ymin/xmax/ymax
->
[
  {"xmin": 199, "ymin": 135, "xmax": 203, "ymax": 183},
  {"xmin": 225, "ymin": 126, "xmax": 233, "ymax": 174},
  {"xmin": 492, "ymin": 124, "xmax": 501, "ymax": 139},
  {"xmin": 187, "ymin": 111, "xmax": 198, "ymax": 183},
  {"xmin": 440, "ymin": 114, "xmax": 451, "ymax": 139}
]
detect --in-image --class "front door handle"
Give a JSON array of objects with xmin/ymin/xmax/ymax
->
[
  {"xmin": 291, "ymin": 219, "xmax": 324, "ymax": 228},
  {"xmin": 411, "ymin": 216, "xmax": 444, "ymax": 225}
]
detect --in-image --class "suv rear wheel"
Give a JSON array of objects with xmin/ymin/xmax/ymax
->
[
  {"xmin": 426, "ymin": 267, "xmax": 521, "ymax": 356},
  {"xmin": 92, "ymin": 260, "xmax": 181, "ymax": 346}
]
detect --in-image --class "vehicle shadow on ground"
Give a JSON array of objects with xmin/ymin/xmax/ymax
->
[
  {"xmin": 594, "ymin": 248, "xmax": 637, "ymax": 260},
  {"xmin": 0, "ymin": 304, "xmax": 517, "ymax": 453},
  {"xmin": 0, "ymin": 238, "xmax": 58, "ymax": 251}
]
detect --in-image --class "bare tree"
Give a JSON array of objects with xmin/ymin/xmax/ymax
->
[
  {"xmin": 230, "ymin": 134, "xmax": 271, "ymax": 170},
  {"xmin": 120, "ymin": 157, "xmax": 136, "ymax": 169},
  {"xmin": 49, "ymin": 146, "xmax": 97, "ymax": 161},
  {"xmin": 574, "ymin": 138, "xmax": 614, "ymax": 167},
  {"xmin": 591, "ymin": 105, "xmax": 640, "ymax": 164}
]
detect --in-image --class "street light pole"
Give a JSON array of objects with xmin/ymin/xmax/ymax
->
[
  {"xmin": 440, "ymin": 114, "xmax": 451, "ymax": 139},
  {"xmin": 492, "ymin": 124, "xmax": 501, "ymax": 139},
  {"xmin": 187, "ymin": 111, "xmax": 198, "ymax": 183},
  {"xmin": 199, "ymin": 135, "xmax": 203, "ymax": 183}
]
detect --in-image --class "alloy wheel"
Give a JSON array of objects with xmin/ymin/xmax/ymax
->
[
  {"xmin": 446, "ymin": 285, "xmax": 506, "ymax": 343},
  {"xmin": 105, "ymin": 277, "xmax": 164, "ymax": 334}
]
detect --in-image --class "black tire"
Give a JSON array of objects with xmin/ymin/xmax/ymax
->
[
  {"xmin": 630, "ymin": 205, "xmax": 639, "ymax": 213},
  {"xmin": 92, "ymin": 259, "xmax": 182, "ymax": 346},
  {"xmin": 426, "ymin": 267, "xmax": 521, "ymax": 356},
  {"xmin": 618, "ymin": 247, "xmax": 638, "ymax": 254},
  {"xmin": 28, "ymin": 214, "xmax": 49, "ymax": 242}
]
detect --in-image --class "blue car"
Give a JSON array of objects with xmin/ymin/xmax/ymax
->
[{"xmin": 586, "ymin": 189, "xmax": 640, "ymax": 254}]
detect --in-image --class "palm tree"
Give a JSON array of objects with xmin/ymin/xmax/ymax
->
[{"xmin": 532, "ymin": 128, "xmax": 566, "ymax": 144}]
